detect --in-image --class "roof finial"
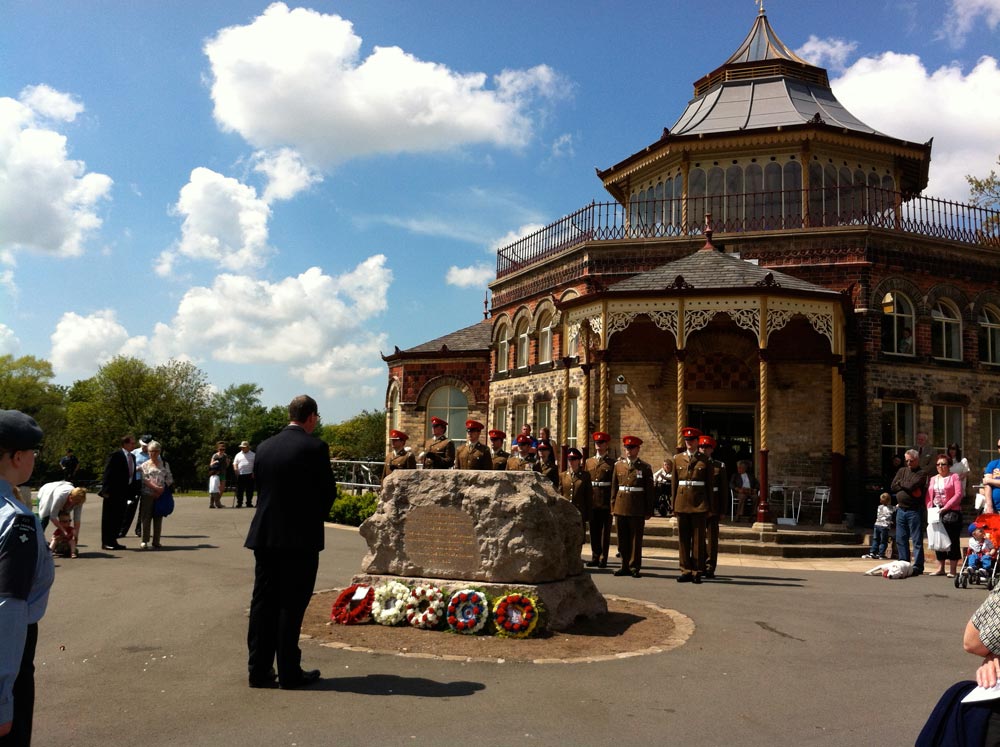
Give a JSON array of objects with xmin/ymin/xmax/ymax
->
[
  {"xmin": 483, "ymin": 291, "xmax": 489, "ymax": 320},
  {"xmin": 756, "ymin": 0, "xmax": 765, "ymax": 15}
]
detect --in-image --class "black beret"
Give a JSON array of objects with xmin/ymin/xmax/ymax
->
[{"xmin": 0, "ymin": 410, "xmax": 43, "ymax": 451}]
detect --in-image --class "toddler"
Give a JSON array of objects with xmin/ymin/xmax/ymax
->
[
  {"xmin": 968, "ymin": 523, "xmax": 995, "ymax": 575},
  {"xmin": 862, "ymin": 492, "xmax": 893, "ymax": 559},
  {"xmin": 49, "ymin": 508, "xmax": 78, "ymax": 558}
]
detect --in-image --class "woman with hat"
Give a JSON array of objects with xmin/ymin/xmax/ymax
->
[
  {"xmin": 534, "ymin": 439, "xmax": 560, "ymax": 489},
  {"xmin": 488, "ymin": 430, "xmax": 509, "ymax": 470},
  {"xmin": 0, "ymin": 409, "xmax": 55, "ymax": 743},
  {"xmin": 560, "ymin": 448, "xmax": 592, "ymax": 539},
  {"xmin": 382, "ymin": 430, "xmax": 416, "ymax": 482},
  {"xmin": 139, "ymin": 441, "xmax": 174, "ymax": 549}
]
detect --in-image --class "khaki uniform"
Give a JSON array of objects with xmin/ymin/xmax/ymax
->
[
  {"xmin": 491, "ymin": 449, "xmax": 510, "ymax": 471},
  {"xmin": 421, "ymin": 436, "xmax": 455, "ymax": 470},
  {"xmin": 672, "ymin": 451, "xmax": 713, "ymax": 577},
  {"xmin": 505, "ymin": 454, "xmax": 535, "ymax": 472},
  {"xmin": 704, "ymin": 458, "xmax": 729, "ymax": 575},
  {"xmin": 559, "ymin": 468, "xmax": 593, "ymax": 539},
  {"xmin": 382, "ymin": 448, "xmax": 416, "ymax": 483},
  {"xmin": 611, "ymin": 457, "xmax": 654, "ymax": 573},
  {"xmin": 454, "ymin": 442, "xmax": 492, "ymax": 470},
  {"xmin": 534, "ymin": 459, "xmax": 560, "ymax": 490},
  {"xmin": 586, "ymin": 454, "xmax": 615, "ymax": 565}
]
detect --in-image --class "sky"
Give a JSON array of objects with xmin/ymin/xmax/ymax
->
[{"xmin": 2, "ymin": 0, "xmax": 999, "ymax": 422}]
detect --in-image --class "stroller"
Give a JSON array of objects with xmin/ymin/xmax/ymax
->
[{"xmin": 955, "ymin": 514, "xmax": 1000, "ymax": 590}]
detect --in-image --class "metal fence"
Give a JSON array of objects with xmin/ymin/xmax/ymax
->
[{"xmin": 330, "ymin": 459, "xmax": 382, "ymax": 493}]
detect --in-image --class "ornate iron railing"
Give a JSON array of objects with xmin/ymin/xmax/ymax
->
[
  {"xmin": 330, "ymin": 459, "xmax": 382, "ymax": 493},
  {"xmin": 495, "ymin": 188, "xmax": 1000, "ymax": 278}
]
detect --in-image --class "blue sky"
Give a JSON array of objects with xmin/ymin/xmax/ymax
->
[{"xmin": 2, "ymin": 0, "xmax": 999, "ymax": 422}]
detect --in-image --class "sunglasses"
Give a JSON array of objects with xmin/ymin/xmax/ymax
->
[{"xmin": 937, "ymin": 462, "xmax": 949, "ymax": 466}]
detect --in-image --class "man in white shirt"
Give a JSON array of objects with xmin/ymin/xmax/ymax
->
[{"xmin": 233, "ymin": 440, "xmax": 256, "ymax": 508}]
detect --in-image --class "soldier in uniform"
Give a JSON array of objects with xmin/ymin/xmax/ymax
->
[
  {"xmin": 585, "ymin": 431, "xmax": 615, "ymax": 568},
  {"xmin": 382, "ymin": 430, "xmax": 415, "ymax": 483},
  {"xmin": 419, "ymin": 416, "xmax": 455, "ymax": 470},
  {"xmin": 505, "ymin": 435, "xmax": 535, "ymax": 472},
  {"xmin": 699, "ymin": 435, "xmax": 729, "ymax": 579},
  {"xmin": 533, "ymin": 439, "xmax": 559, "ymax": 489},
  {"xmin": 455, "ymin": 420, "xmax": 492, "ymax": 470},
  {"xmin": 559, "ymin": 447, "xmax": 592, "ymax": 539},
  {"xmin": 488, "ymin": 430, "xmax": 509, "ymax": 470},
  {"xmin": 611, "ymin": 435, "xmax": 654, "ymax": 578},
  {"xmin": 672, "ymin": 426, "xmax": 712, "ymax": 583}
]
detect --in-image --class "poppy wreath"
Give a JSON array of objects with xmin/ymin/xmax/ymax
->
[
  {"xmin": 372, "ymin": 581, "xmax": 411, "ymax": 626},
  {"xmin": 492, "ymin": 593, "xmax": 540, "ymax": 638},
  {"xmin": 405, "ymin": 585, "xmax": 445, "ymax": 629},
  {"xmin": 330, "ymin": 584, "xmax": 374, "ymax": 625},
  {"xmin": 446, "ymin": 589, "xmax": 490, "ymax": 634}
]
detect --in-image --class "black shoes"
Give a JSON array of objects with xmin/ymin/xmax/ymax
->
[
  {"xmin": 102, "ymin": 543, "xmax": 125, "ymax": 550},
  {"xmin": 631, "ymin": 570, "xmax": 642, "ymax": 578},
  {"xmin": 677, "ymin": 574, "xmax": 693, "ymax": 583},
  {"xmin": 692, "ymin": 574, "xmax": 703, "ymax": 584},
  {"xmin": 704, "ymin": 570, "xmax": 716, "ymax": 579},
  {"xmin": 613, "ymin": 568, "xmax": 630, "ymax": 577},
  {"xmin": 598, "ymin": 560, "xmax": 607, "ymax": 568},
  {"xmin": 585, "ymin": 560, "xmax": 599, "ymax": 567},
  {"xmin": 279, "ymin": 669, "xmax": 321, "ymax": 690}
]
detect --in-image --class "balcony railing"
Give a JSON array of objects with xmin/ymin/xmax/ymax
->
[{"xmin": 495, "ymin": 188, "xmax": 1000, "ymax": 278}]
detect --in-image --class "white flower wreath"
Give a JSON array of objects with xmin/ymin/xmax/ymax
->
[
  {"xmin": 404, "ymin": 585, "xmax": 445, "ymax": 629},
  {"xmin": 372, "ymin": 581, "xmax": 411, "ymax": 626}
]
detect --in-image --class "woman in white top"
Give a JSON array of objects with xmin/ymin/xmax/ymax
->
[
  {"xmin": 139, "ymin": 440, "xmax": 173, "ymax": 549},
  {"xmin": 947, "ymin": 442, "xmax": 970, "ymax": 496}
]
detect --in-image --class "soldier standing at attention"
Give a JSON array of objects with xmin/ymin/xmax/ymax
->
[
  {"xmin": 534, "ymin": 439, "xmax": 560, "ymax": 489},
  {"xmin": 560, "ymin": 447, "xmax": 592, "ymax": 539},
  {"xmin": 586, "ymin": 432, "xmax": 615, "ymax": 568},
  {"xmin": 382, "ymin": 430, "xmax": 416, "ymax": 483},
  {"xmin": 611, "ymin": 435, "xmax": 654, "ymax": 578},
  {"xmin": 672, "ymin": 426, "xmax": 712, "ymax": 583},
  {"xmin": 419, "ymin": 417, "xmax": 455, "ymax": 470},
  {"xmin": 455, "ymin": 420, "xmax": 492, "ymax": 470},
  {"xmin": 505, "ymin": 435, "xmax": 534, "ymax": 471},
  {"xmin": 699, "ymin": 435, "xmax": 728, "ymax": 579},
  {"xmin": 488, "ymin": 430, "xmax": 509, "ymax": 470}
]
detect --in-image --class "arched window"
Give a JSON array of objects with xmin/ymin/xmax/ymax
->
[
  {"xmin": 537, "ymin": 311, "xmax": 553, "ymax": 365},
  {"xmin": 515, "ymin": 319, "xmax": 530, "ymax": 369},
  {"xmin": 689, "ymin": 168, "xmax": 706, "ymax": 233},
  {"xmin": 725, "ymin": 165, "xmax": 743, "ymax": 228},
  {"xmin": 388, "ymin": 386, "xmax": 401, "ymax": 430},
  {"xmin": 881, "ymin": 291, "xmax": 915, "ymax": 355},
  {"xmin": 980, "ymin": 305, "xmax": 1000, "ymax": 365},
  {"xmin": 783, "ymin": 161, "xmax": 802, "ymax": 228},
  {"xmin": 745, "ymin": 163, "xmax": 763, "ymax": 229},
  {"xmin": 707, "ymin": 166, "xmax": 724, "ymax": 229},
  {"xmin": 426, "ymin": 386, "xmax": 468, "ymax": 440},
  {"xmin": 763, "ymin": 162, "xmax": 782, "ymax": 228},
  {"xmin": 496, "ymin": 324, "xmax": 510, "ymax": 373},
  {"xmin": 931, "ymin": 300, "xmax": 962, "ymax": 361}
]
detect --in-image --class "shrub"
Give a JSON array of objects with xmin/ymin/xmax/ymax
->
[{"xmin": 329, "ymin": 490, "xmax": 379, "ymax": 526}]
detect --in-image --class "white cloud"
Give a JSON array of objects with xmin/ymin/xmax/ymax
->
[
  {"xmin": 150, "ymin": 257, "xmax": 391, "ymax": 385},
  {"xmin": 550, "ymin": 133, "xmax": 575, "ymax": 160},
  {"xmin": 446, "ymin": 263, "xmax": 494, "ymax": 288},
  {"xmin": 49, "ymin": 310, "xmax": 146, "ymax": 377},
  {"xmin": 300, "ymin": 336, "xmax": 387, "ymax": 399},
  {"xmin": 832, "ymin": 53, "xmax": 1000, "ymax": 200},
  {"xmin": 795, "ymin": 36, "xmax": 858, "ymax": 72},
  {"xmin": 0, "ymin": 88, "xmax": 112, "ymax": 258},
  {"xmin": 0, "ymin": 324, "xmax": 20, "ymax": 355},
  {"xmin": 941, "ymin": 0, "xmax": 1000, "ymax": 47},
  {"xmin": 252, "ymin": 147, "xmax": 322, "ymax": 203},
  {"xmin": 204, "ymin": 2, "xmax": 566, "ymax": 167},
  {"xmin": 489, "ymin": 223, "xmax": 546, "ymax": 254},
  {"xmin": 158, "ymin": 167, "xmax": 272, "ymax": 276}
]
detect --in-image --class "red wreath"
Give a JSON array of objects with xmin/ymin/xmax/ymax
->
[{"xmin": 330, "ymin": 584, "xmax": 375, "ymax": 625}]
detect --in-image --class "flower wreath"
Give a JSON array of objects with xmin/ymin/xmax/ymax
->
[
  {"xmin": 372, "ymin": 581, "xmax": 411, "ymax": 626},
  {"xmin": 330, "ymin": 584, "xmax": 374, "ymax": 625},
  {"xmin": 405, "ymin": 585, "xmax": 445, "ymax": 629},
  {"xmin": 492, "ymin": 593, "xmax": 540, "ymax": 638},
  {"xmin": 446, "ymin": 589, "xmax": 490, "ymax": 634}
]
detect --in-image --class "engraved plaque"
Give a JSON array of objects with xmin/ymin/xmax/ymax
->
[{"xmin": 404, "ymin": 504, "xmax": 481, "ymax": 577}]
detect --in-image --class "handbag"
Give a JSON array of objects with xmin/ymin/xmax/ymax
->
[
  {"xmin": 927, "ymin": 506, "xmax": 942, "ymax": 524},
  {"xmin": 153, "ymin": 486, "xmax": 175, "ymax": 518},
  {"xmin": 941, "ymin": 509, "xmax": 963, "ymax": 525},
  {"xmin": 927, "ymin": 519, "xmax": 951, "ymax": 552}
]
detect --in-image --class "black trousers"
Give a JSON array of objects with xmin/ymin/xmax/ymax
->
[
  {"xmin": 589, "ymin": 508, "xmax": 612, "ymax": 563},
  {"xmin": 121, "ymin": 490, "xmax": 140, "ymax": 536},
  {"xmin": 0, "ymin": 623, "xmax": 37, "ymax": 747},
  {"xmin": 247, "ymin": 550, "xmax": 318, "ymax": 685},
  {"xmin": 101, "ymin": 492, "xmax": 126, "ymax": 547},
  {"xmin": 235, "ymin": 474, "xmax": 255, "ymax": 507}
]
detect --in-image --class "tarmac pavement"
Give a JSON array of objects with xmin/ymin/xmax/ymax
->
[{"xmin": 33, "ymin": 495, "xmax": 986, "ymax": 746}]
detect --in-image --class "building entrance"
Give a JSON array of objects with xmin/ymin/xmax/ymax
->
[{"xmin": 687, "ymin": 405, "xmax": 755, "ymax": 478}]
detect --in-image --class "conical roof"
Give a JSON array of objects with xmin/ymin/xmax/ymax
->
[{"xmin": 723, "ymin": 6, "xmax": 810, "ymax": 66}]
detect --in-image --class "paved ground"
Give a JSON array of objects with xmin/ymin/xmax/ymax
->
[{"xmin": 33, "ymin": 496, "xmax": 985, "ymax": 746}]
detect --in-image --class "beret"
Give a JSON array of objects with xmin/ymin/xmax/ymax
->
[{"xmin": 0, "ymin": 410, "xmax": 44, "ymax": 451}]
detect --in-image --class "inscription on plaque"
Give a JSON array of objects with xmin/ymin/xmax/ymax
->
[{"xmin": 404, "ymin": 504, "xmax": 481, "ymax": 577}]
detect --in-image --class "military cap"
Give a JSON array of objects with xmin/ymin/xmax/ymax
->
[
  {"xmin": 389, "ymin": 430, "xmax": 408, "ymax": 441},
  {"xmin": 431, "ymin": 417, "xmax": 448, "ymax": 427},
  {"xmin": 622, "ymin": 435, "xmax": 643, "ymax": 447},
  {"xmin": 536, "ymin": 439, "xmax": 552, "ymax": 450},
  {"xmin": 465, "ymin": 419, "xmax": 484, "ymax": 431},
  {"xmin": 515, "ymin": 434, "xmax": 532, "ymax": 445},
  {"xmin": 592, "ymin": 431, "xmax": 611, "ymax": 443},
  {"xmin": 698, "ymin": 435, "xmax": 717, "ymax": 449},
  {"xmin": 0, "ymin": 410, "xmax": 43, "ymax": 450},
  {"xmin": 488, "ymin": 430, "xmax": 506, "ymax": 440},
  {"xmin": 681, "ymin": 427, "xmax": 702, "ymax": 440},
  {"xmin": 566, "ymin": 447, "xmax": 583, "ymax": 459}
]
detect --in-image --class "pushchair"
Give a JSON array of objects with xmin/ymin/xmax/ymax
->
[{"xmin": 955, "ymin": 514, "xmax": 1000, "ymax": 590}]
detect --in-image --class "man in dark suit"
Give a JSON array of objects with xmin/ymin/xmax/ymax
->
[
  {"xmin": 245, "ymin": 395, "xmax": 336, "ymax": 690},
  {"xmin": 100, "ymin": 435, "xmax": 135, "ymax": 550}
]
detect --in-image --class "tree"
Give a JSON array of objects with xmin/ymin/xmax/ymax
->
[
  {"xmin": 0, "ymin": 355, "xmax": 67, "ymax": 478},
  {"xmin": 967, "ymin": 155, "xmax": 1000, "ymax": 238},
  {"xmin": 322, "ymin": 410, "xmax": 386, "ymax": 460},
  {"xmin": 209, "ymin": 383, "xmax": 268, "ymax": 444}
]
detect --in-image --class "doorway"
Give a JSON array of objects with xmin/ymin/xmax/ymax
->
[{"xmin": 687, "ymin": 405, "xmax": 755, "ymax": 478}]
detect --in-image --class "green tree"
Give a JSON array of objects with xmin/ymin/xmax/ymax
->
[
  {"xmin": 209, "ymin": 383, "xmax": 268, "ymax": 445},
  {"xmin": 0, "ymin": 354, "xmax": 67, "ymax": 478},
  {"xmin": 322, "ymin": 409, "xmax": 386, "ymax": 460},
  {"xmin": 967, "ymin": 154, "xmax": 1000, "ymax": 238}
]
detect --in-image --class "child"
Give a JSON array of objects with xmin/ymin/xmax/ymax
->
[
  {"xmin": 862, "ymin": 493, "xmax": 893, "ymax": 559},
  {"xmin": 968, "ymin": 523, "xmax": 995, "ymax": 576},
  {"xmin": 49, "ymin": 508, "xmax": 78, "ymax": 558}
]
